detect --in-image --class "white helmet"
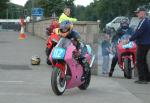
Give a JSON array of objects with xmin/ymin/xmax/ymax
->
[{"xmin": 31, "ymin": 56, "xmax": 41, "ymax": 65}]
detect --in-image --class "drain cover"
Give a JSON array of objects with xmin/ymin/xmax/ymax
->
[{"xmin": 0, "ymin": 64, "xmax": 32, "ymax": 70}]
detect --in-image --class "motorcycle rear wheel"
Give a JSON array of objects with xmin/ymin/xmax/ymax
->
[
  {"xmin": 51, "ymin": 67, "xmax": 66, "ymax": 95},
  {"xmin": 124, "ymin": 58, "xmax": 132, "ymax": 79}
]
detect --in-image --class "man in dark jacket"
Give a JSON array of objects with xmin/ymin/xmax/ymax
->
[{"xmin": 129, "ymin": 7, "xmax": 150, "ymax": 84}]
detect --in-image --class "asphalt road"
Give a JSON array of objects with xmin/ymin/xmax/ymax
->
[{"xmin": 0, "ymin": 31, "xmax": 149, "ymax": 103}]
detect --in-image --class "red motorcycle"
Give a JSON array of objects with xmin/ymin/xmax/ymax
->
[
  {"xmin": 117, "ymin": 35, "xmax": 137, "ymax": 79},
  {"xmin": 45, "ymin": 32, "xmax": 60, "ymax": 65}
]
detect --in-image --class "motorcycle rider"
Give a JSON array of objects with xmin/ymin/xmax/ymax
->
[
  {"xmin": 46, "ymin": 13, "xmax": 59, "ymax": 36},
  {"xmin": 59, "ymin": 20, "xmax": 88, "ymax": 76},
  {"xmin": 109, "ymin": 18, "xmax": 134, "ymax": 77}
]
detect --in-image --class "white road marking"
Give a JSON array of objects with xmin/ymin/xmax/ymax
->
[
  {"xmin": 0, "ymin": 92, "xmax": 41, "ymax": 96},
  {"xmin": 0, "ymin": 81, "xmax": 24, "ymax": 84}
]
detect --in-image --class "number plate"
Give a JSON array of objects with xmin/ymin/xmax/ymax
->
[{"xmin": 52, "ymin": 47, "xmax": 66, "ymax": 60}]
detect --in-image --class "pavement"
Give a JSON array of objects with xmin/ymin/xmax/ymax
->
[{"xmin": 0, "ymin": 31, "xmax": 149, "ymax": 103}]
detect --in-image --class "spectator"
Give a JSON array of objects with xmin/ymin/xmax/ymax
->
[
  {"xmin": 25, "ymin": 16, "xmax": 31, "ymax": 23},
  {"xmin": 101, "ymin": 31, "xmax": 111, "ymax": 74},
  {"xmin": 59, "ymin": 7, "xmax": 77, "ymax": 23},
  {"xmin": 25, "ymin": 16, "xmax": 31, "ymax": 32},
  {"xmin": 46, "ymin": 13, "xmax": 59, "ymax": 36},
  {"xmin": 129, "ymin": 7, "xmax": 150, "ymax": 84}
]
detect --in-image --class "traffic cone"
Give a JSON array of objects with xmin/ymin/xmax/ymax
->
[
  {"xmin": 18, "ymin": 33, "xmax": 27, "ymax": 39},
  {"xmin": 18, "ymin": 26, "xmax": 27, "ymax": 39}
]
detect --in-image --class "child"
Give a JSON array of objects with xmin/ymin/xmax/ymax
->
[{"xmin": 101, "ymin": 31, "xmax": 111, "ymax": 74}]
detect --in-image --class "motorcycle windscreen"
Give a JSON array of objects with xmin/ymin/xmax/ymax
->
[
  {"xmin": 86, "ymin": 45, "xmax": 92, "ymax": 54},
  {"xmin": 52, "ymin": 47, "xmax": 66, "ymax": 60},
  {"xmin": 55, "ymin": 38, "xmax": 72, "ymax": 48},
  {"xmin": 122, "ymin": 42, "xmax": 133, "ymax": 49}
]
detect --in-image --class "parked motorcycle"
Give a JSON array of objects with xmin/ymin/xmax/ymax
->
[
  {"xmin": 45, "ymin": 32, "xmax": 60, "ymax": 65},
  {"xmin": 49, "ymin": 38, "xmax": 95, "ymax": 95},
  {"xmin": 117, "ymin": 34, "xmax": 136, "ymax": 79}
]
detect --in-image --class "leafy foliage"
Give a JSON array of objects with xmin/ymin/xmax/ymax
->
[
  {"xmin": 24, "ymin": 0, "xmax": 75, "ymax": 17},
  {"xmin": 23, "ymin": 0, "xmax": 150, "ymax": 28},
  {"xmin": 0, "ymin": 1, "xmax": 23, "ymax": 19},
  {"xmin": 0, "ymin": 0, "xmax": 9, "ymax": 18},
  {"xmin": 74, "ymin": 0, "xmax": 150, "ymax": 28},
  {"xmin": 0, "ymin": 0, "xmax": 9, "ymax": 11},
  {"xmin": 38, "ymin": 0, "xmax": 65, "ymax": 17}
]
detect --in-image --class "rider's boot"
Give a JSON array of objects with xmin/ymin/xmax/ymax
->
[{"xmin": 109, "ymin": 69, "xmax": 114, "ymax": 77}]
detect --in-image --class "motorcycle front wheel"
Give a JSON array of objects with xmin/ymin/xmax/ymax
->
[
  {"xmin": 124, "ymin": 58, "xmax": 132, "ymax": 79},
  {"xmin": 51, "ymin": 67, "xmax": 66, "ymax": 95}
]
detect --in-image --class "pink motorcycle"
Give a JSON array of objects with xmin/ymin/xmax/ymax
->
[{"xmin": 49, "ymin": 38, "xmax": 95, "ymax": 95}]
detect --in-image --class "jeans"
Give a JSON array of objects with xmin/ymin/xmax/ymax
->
[{"xmin": 102, "ymin": 55, "xmax": 110, "ymax": 73}]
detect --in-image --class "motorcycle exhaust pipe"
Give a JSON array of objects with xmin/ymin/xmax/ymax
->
[{"xmin": 90, "ymin": 55, "xmax": 95, "ymax": 68}]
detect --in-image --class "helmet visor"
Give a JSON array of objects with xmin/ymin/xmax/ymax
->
[{"xmin": 60, "ymin": 28, "xmax": 70, "ymax": 33}]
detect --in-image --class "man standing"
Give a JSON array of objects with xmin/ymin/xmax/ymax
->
[
  {"xmin": 101, "ymin": 30, "xmax": 111, "ymax": 75},
  {"xmin": 129, "ymin": 7, "xmax": 150, "ymax": 84},
  {"xmin": 59, "ymin": 7, "xmax": 77, "ymax": 23}
]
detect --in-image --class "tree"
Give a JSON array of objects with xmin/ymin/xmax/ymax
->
[
  {"xmin": 0, "ymin": 0, "xmax": 9, "ymax": 18},
  {"xmin": 24, "ymin": 0, "xmax": 75, "ymax": 18},
  {"xmin": 0, "ymin": 1, "xmax": 23, "ymax": 19},
  {"xmin": 38, "ymin": 0, "xmax": 75, "ymax": 17},
  {"xmin": 37, "ymin": 0, "xmax": 63, "ymax": 17},
  {"xmin": 24, "ymin": 0, "xmax": 41, "ymax": 16},
  {"xmin": 86, "ymin": 0, "xmax": 150, "ymax": 28},
  {"xmin": 74, "ymin": 5, "xmax": 86, "ymax": 20},
  {"xmin": 24, "ymin": 0, "xmax": 150, "ymax": 28},
  {"xmin": 0, "ymin": 0, "xmax": 9, "ymax": 11}
]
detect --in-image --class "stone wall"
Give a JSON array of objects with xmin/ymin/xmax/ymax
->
[{"xmin": 26, "ymin": 20, "xmax": 100, "ymax": 75}]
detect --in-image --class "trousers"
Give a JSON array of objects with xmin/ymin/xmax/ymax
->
[{"xmin": 136, "ymin": 44, "xmax": 150, "ymax": 81}]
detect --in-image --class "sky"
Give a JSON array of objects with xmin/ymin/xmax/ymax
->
[{"xmin": 10, "ymin": 0, "xmax": 94, "ymax": 7}]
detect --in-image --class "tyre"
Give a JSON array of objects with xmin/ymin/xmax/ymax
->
[
  {"xmin": 124, "ymin": 58, "xmax": 132, "ymax": 79},
  {"xmin": 78, "ymin": 63, "xmax": 91, "ymax": 90},
  {"xmin": 51, "ymin": 68, "xmax": 66, "ymax": 95}
]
